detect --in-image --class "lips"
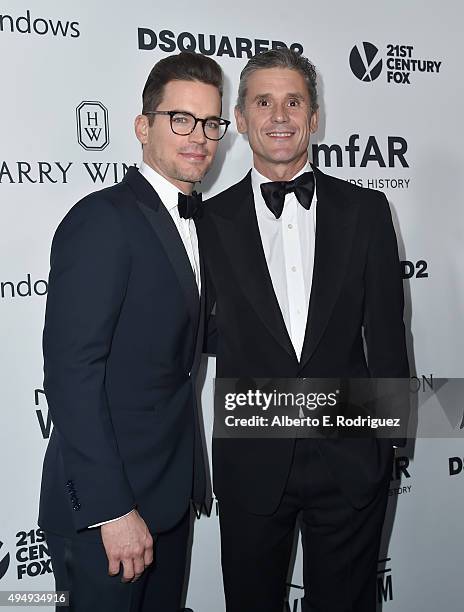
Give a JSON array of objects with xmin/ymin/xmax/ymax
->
[
  {"xmin": 178, "ymin": 149, "xmax": 208, "ymax": 160},
  {"xmin": 266, "ymin": 131, "xmax": 295, "ymax": 138}
]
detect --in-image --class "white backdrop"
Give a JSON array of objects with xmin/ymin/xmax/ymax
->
[{"xmin": 0, "ymin": 1, "xmax": 463, "ymax": 610}]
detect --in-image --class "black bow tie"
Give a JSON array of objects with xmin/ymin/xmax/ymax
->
[
  {"xmin": 260, "ymin": 171, "xmax": 315, "ymax": 219},
  {"xmin": 178, "ymin": 191, "xmax": 202, "ymax": 219}
]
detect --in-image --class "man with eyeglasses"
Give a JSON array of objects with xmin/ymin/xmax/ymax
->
[{"xmin": 38, "ymin": 52, "xmax": 229, "ymax": 612}]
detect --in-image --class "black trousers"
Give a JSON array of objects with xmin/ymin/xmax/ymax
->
[
  {"xmin": 219, "ymin": 439, "xmax": 391, "ymax": 612},
  {"xmin": 45, "ymin": 510, "xmax": 190, "ymax": 612}
]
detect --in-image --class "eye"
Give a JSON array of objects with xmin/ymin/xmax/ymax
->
[
  {"xmin": 288, "ymin": 98, "xmax": 301, "ymax": 107},
  {"xmin": 172, "ymin": 113, "xmax": 190, "ymax": 124},
  {"xmin": 205, "ymin": 119, "xmax": 220, "ymax": 130},
  {"xmin": 256, "ymin": 98, "xmax": 270, "ymax": 107}
]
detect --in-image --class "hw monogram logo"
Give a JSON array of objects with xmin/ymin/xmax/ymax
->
[{"xmin": 76, "ymin": 101, "xmax": 110, "ymax": 151}]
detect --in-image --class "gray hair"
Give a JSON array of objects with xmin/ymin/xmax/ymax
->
[{"xmin": 236, "ymin": 48, "xmax": 318, "ymax": 113}]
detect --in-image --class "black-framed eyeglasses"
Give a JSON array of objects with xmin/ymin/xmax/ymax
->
[{"xmin": 144, "ymin": 110, "xmax": 230, "ymax": 141}]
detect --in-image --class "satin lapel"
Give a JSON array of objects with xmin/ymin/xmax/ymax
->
[
  {"xmin": 212, "ymin": 174, "xmax": 296, "ymax": 360},
  {"xmin": 191, "ymin": 252, "xmax": 206, "ymax": 374},
  {"xmin": 299, "ymin": 167, "xmax": 360, "ymax": 368},
  {"xmin": 123, "ymin": 167, "xmax": 200, "ymax": 328}
]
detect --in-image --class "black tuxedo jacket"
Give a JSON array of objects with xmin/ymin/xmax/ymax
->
[
  {"xmin": 196, "ymin": 166, "xmax": 410, "ymax": 513},
  {"xmin": 39, "ymin": 167, "xmax": 206, "ymax": 537}
]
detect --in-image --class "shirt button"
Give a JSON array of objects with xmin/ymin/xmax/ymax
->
[
  {"xmin": 288, "ymin": 224, "xmax": 293, "ymax": 229},
  {"xmin": 291, "ymin": 266, "xmax": 296, "ymax": 272}
]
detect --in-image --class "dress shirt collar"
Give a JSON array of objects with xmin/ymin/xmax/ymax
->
[
  {"xmin": 139, "ymin": 161, "xmax": 189, "ymax": 212},
  {"xmin": 251, "ymin": 161, "xmax": 313, "ymax": 191},
  {"xmin": 251, "ymin": 161, "xmax": 315, "ymax": 221}
]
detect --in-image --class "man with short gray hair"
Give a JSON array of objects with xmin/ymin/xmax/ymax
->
[{"xmin": 197, "ymin": 48, "xmax": 409, "ymax": 611}]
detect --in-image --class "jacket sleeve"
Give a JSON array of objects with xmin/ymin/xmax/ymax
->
[
  {"xmin": 43, "ymin": 196, "xmax": 135, "ymax": 530},
  {"xmin": 363, "ymin": 192, "xmax": 410, "ymax": 447}
]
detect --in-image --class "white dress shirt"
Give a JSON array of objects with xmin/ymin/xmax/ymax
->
[
  {"xmin": 251, "ymin": 162, "xmax": 317, "ymax": 361},
  {"xmin": 88, "ymin": 162, "xmax": 201, "ymax": 529},
  {"xmin": 140, "ymin": 161, "xmax": 201, "ymax": 293},
  {"xmin": 254, "ymin": 166, "xmax": 397, "ymax": 444}
]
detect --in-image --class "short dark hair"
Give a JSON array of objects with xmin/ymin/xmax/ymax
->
[
  {"xmin": 142, "ymin": 52, "xmax": 224, "ymax": 124},
  {"xmin": 236, "ymin": 48, "xmax": 318, "ymax": 113}
]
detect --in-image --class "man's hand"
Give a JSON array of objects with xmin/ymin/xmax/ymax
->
[{"xmin": 101, "ymin": 509, "xmax": 154, "ymax": 582}]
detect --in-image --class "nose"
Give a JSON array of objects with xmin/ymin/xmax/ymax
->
[
  {"xmin": 271, "ymin": 101, "xmax": 289, "ymax": 123},
  {"xmin": 188, "ymin": 120, "xmax": 207, "ymax": 144}
]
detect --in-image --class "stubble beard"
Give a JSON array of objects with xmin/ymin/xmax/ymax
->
[{"xmin": 170, "ymin": 161, "xmax": 210, "ymax": 186}]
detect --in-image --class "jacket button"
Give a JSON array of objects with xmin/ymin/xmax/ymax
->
[{"xmin": 73, "ymin": 503, "xmax": 81, "ymax": 511}]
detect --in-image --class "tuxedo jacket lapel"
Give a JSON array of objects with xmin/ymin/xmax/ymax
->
[
  {"xmin": 123, "ymin": 167, "xmax": 200, "ymax": 330},
  {"xmin": 191, "ymin": 253, "xmax": 206, "ymax": 374},
  {"xmin": 299, "ymin": 166, "xmax": 360, "ymax": 368},
  {"xmin": 208, "ymin": 168, "xmax": 359, "ymax": 368},
  {"xmin": 212, "ymin": 173, "xmax": 296, "ymax": 360}
]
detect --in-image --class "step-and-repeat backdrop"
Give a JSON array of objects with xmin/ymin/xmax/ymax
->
[{"xmin": 1, "ymin": 1, "xmax": 463, "ymax": 610}]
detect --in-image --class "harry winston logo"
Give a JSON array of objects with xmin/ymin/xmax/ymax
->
[{"xmin": 76, "ymin": 101, "xmax": 110, "ymax": 151}]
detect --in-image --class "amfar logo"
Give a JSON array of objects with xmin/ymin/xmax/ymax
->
[
  {"xmin": 138, "ymin": 28, "xmax": 303, "ymax": 58},
  {"xmin": 76, "ymin": 101, "xmax": 110, "ymax": 151},
  {"xmin": 349, "ymin": 42, "xmax": 382, "ymax": 82},
  {"xmin": 349, "ymin": 42, "xmax": 442, "ymax": 85},
  {"xmin": 390, "ymin": 456, "xmax": 412, "ymax": 497},
  {"xmin": 35, "ymin": 390, "xmax": 52, "ymax": 440},
  {"xmin": 0, "ymin": 10, "xmax": 80, "ymax": 38},
  {"xmin": 192, "ymin": 498, "xmax": 219, "ymax": 519},
  {"xmin": 0, "ymin": 541, "xmax": 10, "ymax": 580},
  {"xmin": 311, "ymin": 134, "xmax": 408, "ymax": 168},
  {"xmin": 285, "ymin": 583, "xmax": 304, "ymax": 611},
  {"xmin": 378, "ymin": 558, "xmax": 393, "ymax": 603},
  {"xmin": 391, "ymin": 456, "xmax": 411, "ymax": 481}
]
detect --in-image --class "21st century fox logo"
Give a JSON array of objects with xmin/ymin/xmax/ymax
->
[
  {"xmin": 0, "ymin": 541, "xmax": 10, "ymax": 580},
  {"xmin": 349, "ymin": 41, "xmax": 442, "ymax": 84}
]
